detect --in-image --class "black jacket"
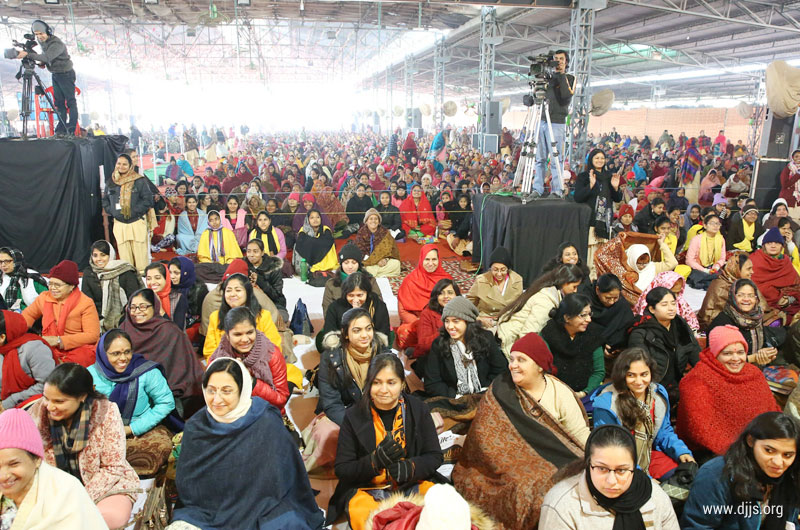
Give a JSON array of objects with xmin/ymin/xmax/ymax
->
[
  {"xmin": 27, "ymin": 35, "xmax": 73, "ymax": 73},
  {"xmin": 316, "ymin": 294, "xmax": 390, "ymax": 352},
  {"xmin": 328, "ymin": 393, "xmax": 443, "ymax": 524},
  {"xmin": 248, "ymin": 255, "xmax": 286, "ymax": 311},
  {"xmin": 315, "ymin": 332, "xmax": 392, "ymax": 426},
  {"xmin": 81, "ymin": 267, "xmax": 143, "ymax": 327},
  {"xmin": 628, "ymin": 314, "xmax": 700, "ymax": 397},
  {"xmin": 102, "ymin": 176, "xmax": 154, "ymax": 223},
  {"xmin": 634, "ymin": 203, "xmax": 658, "ymax": 235},
  {"xmin": 424, "ymin": 331, "xmax": 507, "ymax": 398},
  {"xmin": 376, "ymin": 204, "xmax": 402, "ymax": 231},
  {"xmin": 573, "ymin": 169, "xmax": 623, "ymax": 238},
  {"xmin": 543, "ymin": 72, "xmax": 575, "ymax": 124},
  {"xmin": 167, "ymin": 291, "xmax": 189, "ymax": 331},
  {"xmin": 725, "ymin": 218, "xmax": 764, "ymax": 251},
  {"xmin": 709, "ymin": 311, "xmax": 785, "ymax": 355}
]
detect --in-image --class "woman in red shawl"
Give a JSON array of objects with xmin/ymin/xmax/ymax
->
[
  {"xmin": 397, "ymin": 244, "xmax": 452, "ymax": 325},
  {"xmin": 0, "ymin": 310, "xmax": 55, "ymax": 409},
  {"xmin": 400, "ymin": 184, "xmax": 436, "ymax": 238},
  {"xmin": 402, "ymin": 132, "xmax": 418, "ymax": 164},
  {"xmin": 749, "ymin": 227, "xmax": 800, "ymax": 319}
]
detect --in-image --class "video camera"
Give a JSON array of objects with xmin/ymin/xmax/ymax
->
[
  {"xmin": 523, "ymin": 54, "xmax": 559, "ymax": 106},
  {"xmin": 3, "ymin": 34, "xmax": 38, "ymax": 65}
]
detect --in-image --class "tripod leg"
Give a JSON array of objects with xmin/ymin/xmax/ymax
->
[
  {"xmin": 33, "ymin": 71, "xmax": 69, "ymax": 135},
  {"xmin": 542, "ymin": 103, "xmax": 565, "ymax": 195},
  {"xmin": 514, "ymin": 106, "xmax": 534, "ymax": 188},
  {"xmin": 522, "ymin": 105, "xmax": 543, "ymax": 195}
]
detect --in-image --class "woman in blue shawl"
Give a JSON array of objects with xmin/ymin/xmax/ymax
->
[{"xmin": 172, "ymin": 357, "xmax": 325, "ymax": 530}]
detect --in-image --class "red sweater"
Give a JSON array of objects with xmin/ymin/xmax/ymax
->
[
  {"xmin": 412, "ymin": 307, "xmax": 443, "ymax": 359},
  {"xmin": 676, "ymin": 348, "xmax": 779, "ymax": 456}
]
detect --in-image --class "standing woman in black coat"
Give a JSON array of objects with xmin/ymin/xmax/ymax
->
[
  {"xmin": 573, "ymin": 148, "xmax": 623, "ymax": 280},
  {"xmin": 329, "ymin": 353, "xmax": 443, "ymax": 529}
]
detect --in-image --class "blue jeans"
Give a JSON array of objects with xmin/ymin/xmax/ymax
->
[{"xmin": 533, "ymin": 122, "xmax": 566, "ymax": 194}]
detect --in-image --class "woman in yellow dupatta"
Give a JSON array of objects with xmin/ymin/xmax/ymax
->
[
  {"xmin": 197, "ymin": 210, "xmax": 243, "ymax": 264},
  {"xmin": 328, "ymin": 354, "xmax": 443, "ymax": 530}
]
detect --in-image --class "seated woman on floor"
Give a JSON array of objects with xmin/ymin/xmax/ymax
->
[
  {"xmin": 628, "ymin": 287, "xmax": 701, "ymax": 405},
  {"xmin": 317, "ymin": 272, "xmax": 391, "ymax": 353},
  {"xmin": 88, "ymin": 330, "xmax": 174, "ymax": 467},
  {"xmin": 244, "ymin": 239, "xmax": 288, "ymax": 321},
  {"xmin": 248, "ymin": 211, "xmax": 287, "ymax": 260},
  {"xmin": 685, "ymin": 213, "xmax": 726, "ymax": 290},
  {"xmin": 120, "ymin": 289, "xmax": 204, "ymax": 411},
  {"xmin": 400, "ymin": 184, "xmax": 437, "ymax": 239},
  {"xmin": 23, "ymin": 260, "xmax": 100, "ymax": 367},
  {"xmin": 175, "ymin": 195, "xmax": 208, "ymax": 256},
  {"xmin": 322, "ymin": 242, "xmax": 382, "ymax": 315},
  {"xmin": 497, "ymin": 264, "xmax": 584, "ymax": 357},
  {"xmin": 328, "ymin": 353, "xmax": 443, "ymax": 530},
  {"xmin": 0, "ymin": 409, "xmax": 107, "ymax": 529},
  {"xmin": 293, "ymin": 209, "xmax": 339, "ymax": 275},
  {"xmin": 172, "ymin": 358, "xmax": 325, "ymax": 530},
  {"xmin": 376, "ymin": 190, "xmax": 405, "ymax": 240},
  {"xmin": 540, "ymin": 293, "xmax": 605, "ymax": 403},
  {"xmin": 345, "ymin": 183, "xmax": 375, "ymax": 235},
  {"xmin": 144, "ymin": 262, "xmax": 188, "ymax": 330},
  {"xmin": 652, "ymin": 214, "xmax": 679, "ymax": 256},
  {"xmin": 303, "ymin": 309, "xmax": 393, "ymax": 472},
  {"xmin": 539, "ymin": 425, "xmax": 679, "ymax": 529},
  {"xmin": 197, "ymin": 210, "xmax": 243, "ymax": 264},
  {"xmin": 424, "ymin": 296, "xmax": 506, "ymax": 400},
  {"xmin": 168, "ymin": 256, "xmax": 208, "ymax": 335},
  {"xmin": 581, "ymin": 273, "xmax": 635, "ymax": 356},
  {"xmin": 633, "ymin": 270, "xmax": 700, "ymax": 331},
  {"xmin": 208, "ymin": 307, "xmax": 289, "ymax": 413},
  {"xmin": 452, "ymin": 338, "xmax": 587, "ymax": 530},
  {"xmin": 726, "ymin": 204, "xmax": 764, "ymax": 253},
  {"xmin": 0, "ymin": 310, "xmax": 55, "ymax": 409},
  {"xmin": 750, "ymin": 227, "xmax": 800, "ymax": 320},
  {"xmin": 774, "ymin": 217, "xmax": 800, "ymax": 275},
  {"xmin": 709, "ymin": 279, "xmax": 784, "ymax": 366},
  {"xmin": 541, "ymin": 242, "xmax": 591, "ymax": 284},
  {"xmin": 81, "ymin": 240, "xmax": 143, "ymax": 332},
  {"xmin": 677, "ymin": 325, "xmax": 781, "ymax": 462},
  {"xmin": 624, "ymin": 237, "xmax": 678, "ymax": 295},
  {"xmin": 221, "ymin": 194, "xmax": 249, "ymax": 248},
  {"xmin": 0, "ymin": 247, "xmax": 48, "ymax": 312},
  {"xmin": 412, "ymin": 279, "xmax": 460, "ymax": 364},
  {"xmin": 466, "ymin": 246, "xmax": 524, "ymax": 328},
  {"xmin": 397, "ymin": 243, "xmax": 452, "ymax": 325},
  {"xmin": 682, "ymin": 412, "xmax": 800, "ymax": 529},
  {"xmin": 591, "ymin": 348, "xmax": 695, "ymax": 480},
  {"xmin": 353, "ymin": 208, "xmax": 402, "ymax": 278},
  {"xmin": 29, "ymin": 363, "xmax": 140, "ymax": 529}
]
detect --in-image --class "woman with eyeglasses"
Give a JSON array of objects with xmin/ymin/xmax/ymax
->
[
  {"xmin": 539, "ymin": 293, "xmax": 605, "ymax": 402},
  {"xmin": 682, "ymin": 412, "xmax": 800, "ymax": 529},
  {"xmin": 539, "ymin": 424, "xmax": 679, "ymax": 529},
  {"xmin": 465, "ymin": 246, "xmax": 524, "ymax": 329},
  {"xmin": 677, "ymin": 325, "xmax": 781, "ymax": 463},
  {"xmin": 0, "ymin": 247, "xmax": 48, "ymax": 312},
  {"xmin": 172, "ymin": 357, "xmax": 325, "ymax": 530},
  {"xmin": 685, "ymin": 213, "xmax": 727, "ymax": 290}
]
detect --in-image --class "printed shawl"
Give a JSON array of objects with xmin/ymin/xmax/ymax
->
[
  {"xmin": 91, "ymin": 242, "xmax": 142, "ymax": 331},
  {"xmin": 111, "ymin": 169, "xmax": 142, "ymax": 219},
  {"xmin": 354, "ymin": 224, "xmax": 400, "ymax": 266},
  {"xmin": 633, "ymin": 271, "xmax": 699, "ymax": 331},
  {"xmin": 210, "ymin": 330, "xmax": 277, "ymax": 390}
]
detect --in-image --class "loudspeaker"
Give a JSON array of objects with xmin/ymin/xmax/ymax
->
[
  {"xmin": 483, "ymin": 134, "xmax": 499, "ymax": 154},
  {"xmin": 751, "ymin": 158, "xmax": 786, "ymax": 211},
  {"xmin": 758, "ymin": 108, "xmax": 797, "ymax": 158},
  {"xmin": 405, "ymin": 108, "xmax": 422, "ymax": 128},
  {"xmin": 471, "ymin": 133, "xmax": 483, "ymax": 150},
  {"xmin": 752, "ymin": 110, "xmax": 799, "ymax": 210},
  {"xmin": 483, "ymin": 101, "xmax": 501, "ymax": 135}
]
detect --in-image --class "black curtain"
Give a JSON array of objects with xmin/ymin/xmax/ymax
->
[
  {"xmin": 0, "ymin": 135, "xmax": 127, "ymax": 272},
  {"xmin": 472, "ymin": 194, "xmax": 592, "ymax": 286}
]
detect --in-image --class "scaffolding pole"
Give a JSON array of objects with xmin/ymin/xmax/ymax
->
[
  {"xmin": 433, "ymin": 36, "xmax": 446, "ymax": 130},
  {"xmin": 748, "ymin": 76, "xmax": 767, "ymax": 155},
  {"xmin": 404, "ymin": 54, "xmax": 414, "ymax": 126},
  {"xmin": 386, "ymin": 68, "xmax": 393, "ymax": 131},
  {"xmin": 478, "ymin": 6, "xmax": 499, "ymax": 136},
  {"xmin": 566, "ymin": 0, "xmax": 603, "ymax": 171}
]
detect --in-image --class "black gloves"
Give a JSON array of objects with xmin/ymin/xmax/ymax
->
[
  {"xmin": 371, "ymin": 436, "xmax": 405, "ymax": 471},
  {"xmin": 387, "ymin": 460, "xmax": 414, "ymax": 484}
]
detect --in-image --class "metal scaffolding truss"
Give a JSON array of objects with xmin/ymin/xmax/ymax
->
[
  {"xmin": 567, "ymin": 1, "xmax": 601, "ymax": 172},
  {"xmin": 433, "ymin": 37, "xmax": 447, "ymax": 130},
  {"xmin": 478, "ymin": 6, "xmax": 500, "ymax": 135},
  {"xmin": 404, "ymin": 55, "xmax": 415, "ymax": 115}
]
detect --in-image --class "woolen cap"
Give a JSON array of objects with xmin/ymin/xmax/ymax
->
[
  {"xmin": 511, "ymin": 332, "xmax": 556, "ymax": 374},
  {"xmin": 442, "ymin": 296, "xmax": 479, "ymax": 323},
  {"xmin": 31, "ymin": 20, "xmax": 48, "ymax": 34},
  {"xmin": 363, "ymin": 207, "xmax": 382, "ymax": 224},
  {"xmin": 417, "ymin": 484, "xmax": 471, "ymax": 530},
  {"xmin": 222, "ymin": 258, "xmax": 249, "ymax": 281},
  {"xmin": 762, "ymin": 227, "xmax": 784, "ymax": 245},
  {"xmin": 49, "ymin": 260, "xmax": 79, "ymax": 286},
  {"xmin": 709, "ymin": 324, "xmax": 749, "ymax": 356},
  {"xmin": 0, "ymin": 409, "xmax": 44, "ymax": 459},
  {"xmin": 338, "ymin": 242, "xmax": 363, "ymax": 264},
  {"xmin": 488, "ymin": 246, "xmax": 512, "ymax": 268}
]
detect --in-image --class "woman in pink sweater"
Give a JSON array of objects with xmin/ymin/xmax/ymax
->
[{"xmin": 685, "ymin": 213, "xmax": 726, "ymax": 290}]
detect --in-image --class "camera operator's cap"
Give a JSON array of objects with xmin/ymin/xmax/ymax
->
[{"xmin": 31, "ymin": 20, "xmax": 49, "ymax": 34}]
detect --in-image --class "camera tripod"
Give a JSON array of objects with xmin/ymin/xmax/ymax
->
[
  {"xmin": 17, "ymin": 59, "xmax": 66, "ymax": 139},
  {"xmin": 514, "ymin": 83, "xmax": 566, "ymax": 202}
]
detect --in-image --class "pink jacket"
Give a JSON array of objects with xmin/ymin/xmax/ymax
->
[
  {"xmin": 29, "ymin": 397, "xmax": 140, "ymax": 503},
  {"xmin": 686, "ymin": 233, "xmax": 726, "ymax": 272}
]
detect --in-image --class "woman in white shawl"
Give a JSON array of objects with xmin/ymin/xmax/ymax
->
[
  {"xmin": 625, "ymin": 236, "xmax": 678, "ymax": 292},
  {"xmin": 0, "ymin": 409, "xmax": 106, "ymax": 530}
]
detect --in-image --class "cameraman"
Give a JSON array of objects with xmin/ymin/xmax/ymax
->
[
  {"xmin": 532, "ymin": 49, "xmax": 574, "ymax": 199},
  {"xmin": 17, "ymin": 21, "xmax": 78, "ymax": 135}
]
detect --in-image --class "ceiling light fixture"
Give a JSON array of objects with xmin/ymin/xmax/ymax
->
[
  {"xmin": 44, "ymin": 0, "xmax": 60, "ymax": 4},
  {"xmin": 144, "ymin": 0, "xmax": 158, "ymax": 4},
  {"xmin": 237, "ymin": 0, "xmax": 251, "ymax": 5}
]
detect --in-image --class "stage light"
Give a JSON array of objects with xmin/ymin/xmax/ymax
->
[{"xmin": 44, "ymin": 0, "xmax": 60, "ymax": 4}]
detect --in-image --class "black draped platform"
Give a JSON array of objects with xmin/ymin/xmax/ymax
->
[
  {"xmin": 471, "ymin": 194, "xmax": 592, "ymax": 286},
  {"xmin": 0, "ymin": 135, "xmax": 127, "ymax": 272}
]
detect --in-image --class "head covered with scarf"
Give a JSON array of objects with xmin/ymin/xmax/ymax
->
[{"xmin": 633, "ymin": 270, "xmax": 699, "ymax": 330}]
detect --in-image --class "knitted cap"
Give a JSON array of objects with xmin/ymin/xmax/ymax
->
[
  {"xmin": 741, "ymin": 206, "xmax": 758, "ymax": 217},
  {"xmin": 222, "ymin": 258, "xmax": 249, "ymax": 281},
  {"xmin": 442, "ymin": 296, "xmax": 479, "ymax": 323},
  {"xmin": 363, "ymin": 207, "xmax": 382, "ymax": 224},
  {"xmin": 511, "ymin": 332, "xmax": 556, "ymax": 374},
  {"xmin": 488, "ymin": 246, "xmax": 512, "ymax": 268},
  {"xmin": 31, "ymin": 20, "xmax": 48, "ymax": 34},
  {"xmin": 49, "ymin": 260, "xmax": 79, "ymax": 286},
  {"xmin": 302, "ymin": 193, "xmax": 315, "ymax": 203},
  {"xmin": 417, "ymin": 484, "xmax": 471, "ymax": 530},
  {"xmin": 618, "ymin": 204, "xmax": 634, "ymax": 218},
  {"xmin": 288, "ymin": 192, "xmax": 301, "ymax": 201},
  {"xmin": 762, "ymin": 227, "xmax": 784, "ymax": 245},
  {"xmin": 0, "ymin": 409, "xmax": 44, "ymax": 459},
  {"xmin": 712, "ymin": 194, "xmax": 727, "ymax": 206},
  {"xmin": 709, "ymin": 324, "xmax": 749, "ymax": 356},
  {"xmin": 338, "ymin": 242, "xmax": 363, "ymax": 264}
]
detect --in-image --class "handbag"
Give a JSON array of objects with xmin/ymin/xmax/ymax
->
[
  {"xmin": 290, "ymin": 298, "xmax": 314, "ymax": 336},
  {"xmin": 661, "ymin": 461, "xmax": 698, "ymax": 516}
]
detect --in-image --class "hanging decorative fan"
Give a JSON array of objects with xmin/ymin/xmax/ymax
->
[
  {"xmin": 443, "ymin": 100, "xmax": 458, "ymax": 117},
  {"xmin": 765, "ymin": 60, "xmax": 800, "ymax": 119},
  {"xmin": 420, "ymin": 103, "xmax": 432, "ymax": 116},
  {"xmin": 590, "ymin": 89, "xmax": 615, "ymax": 116},
  {"xmin": 736, "ymin": 101, "xmax": 754, "ymax": 119},
  {"xmin": 6, "ymin": 109, "xmax": 19, "ymax": 122}
]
